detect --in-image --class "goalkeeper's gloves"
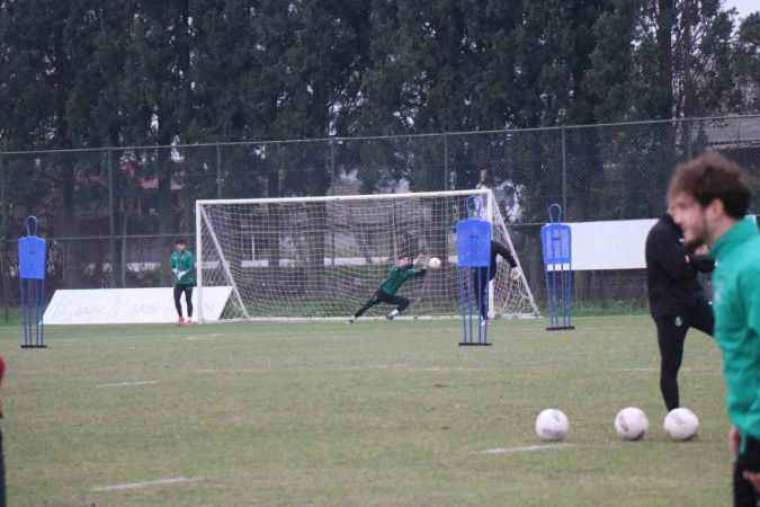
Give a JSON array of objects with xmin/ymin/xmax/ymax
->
[
  {"xmin": 413, "ymin": 254, "xmax": 429, "ymax": 267},
  {"xmin": 510, "ymin": 267, "xmax": 522, "ymax": 281}
]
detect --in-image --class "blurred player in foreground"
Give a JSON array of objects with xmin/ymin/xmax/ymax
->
[
  {"xmin": 645, "ymin": 211, "xmax": 714, "ymax": 412},
  {"xmin": 669, "ymin": 152, "xmax": 759, "ymax": 506}
]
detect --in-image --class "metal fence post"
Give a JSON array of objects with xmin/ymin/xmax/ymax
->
[
  {"xmin": 107, "ymin": 149, "xmax": 116, "ymax": 287},
  {"xmin": 329, "ymin": 140, "xmax": 336, "ymax": 188},
  {"xmin": 216, "ymin": 142, "xmax": 223, "ymax": 198},
  {"xmin": 443, "ymin": 132, "xmax": 449, "ymax": 190},
  {"xmin": 683, "ymin": 118, "xmax": 690, "ymax": 159},
  {"xmin": 561, "ymin": 127, "xmax": 568, "ymax": 217},
  {"xmin": 0, "ymin": 152, "xmax": 7, "ymax": 321}
]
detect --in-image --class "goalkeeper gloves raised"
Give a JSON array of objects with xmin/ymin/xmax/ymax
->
[{"xmin": 510, "ymin": 268, "xmax": 522, "ymax": 281}]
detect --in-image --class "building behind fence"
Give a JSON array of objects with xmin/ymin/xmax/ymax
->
[{"xmin": 1, "ymin": 115, "xmax": 759, "ymax": 315}]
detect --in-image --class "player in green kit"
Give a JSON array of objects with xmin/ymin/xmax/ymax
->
[
  {"xmin": 668, "ymin": 152, "xmax": 760, "ymax": 506},
  {"xmin": 349, "ymin": 255, "xmax": 427, "ymax": 322},
  {"xmin": 170, "ymin": 239, "xmax": 196, "ymax": 325}
]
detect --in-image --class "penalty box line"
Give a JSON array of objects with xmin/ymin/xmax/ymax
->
[
  {"xmin": 96, "ymin": 380, "xmax": 158, "ymax": 388},
  {"xmin": 92, "ymin": 476, "xmax": 202, "ymax": 492},
  {"xmin": 481, "ymin": 443, "xmax": 573, "ymax": 455}
]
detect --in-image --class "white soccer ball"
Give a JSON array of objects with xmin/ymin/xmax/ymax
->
[
  {"xmin": 427, "ymin": 257, "xmax": 442, "ymax": 270},
  {"xmin": 535, "ymin": 408, "xmax": 569, "ymax": 442},
  {"xmin": 663, "ymin": 408, "xmax": 699, "ymax": 441},
  {"xmin": 615, "ymin": 407, "xmax": 649, "ymax": 441}
]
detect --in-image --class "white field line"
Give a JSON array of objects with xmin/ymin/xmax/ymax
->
[
  {"xmin": 196, "ymin": 364, "xmax": 494, "ymax": 374},
  {"xmin": 186, "ymin": 333, "xmax": 225, "ymax": 341},
  {"xmin": 616, "ymin": 367, "xmax": 718, "ymax": 374},
  {"xmin": 92, "ymin": 476, "xmax": 202, "ymax": 492},
  {"xmin": 481, "ymin": 443, "xmax": 573, "ymax": 455},
  {"xmin": 96, "ymin": 380, "xmax": 158, "ymax": 388},
  {"xmin": 196, "ymin": 368, "xmax": 268, "ymax": 374}
]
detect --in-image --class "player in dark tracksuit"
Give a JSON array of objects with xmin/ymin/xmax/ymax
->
[
  {"xmin": 645, "ymin": 213, "xmax": 714, "ymax": 412},
  {"xmin": 350, "ymin": 256, "xmax": 427, "ymax": 322},
  {"xmin": 475, "ymin": 240, "xmax": 518, "ymax": 320}
]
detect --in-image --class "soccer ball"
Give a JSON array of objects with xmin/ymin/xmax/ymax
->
[
  {"xmin": 535, "ymin": 408, "xmax": 569, "ymax": 442},
  {"xmin": 663, "ymin": 408, "xmax": 699, "ymax": 441},
  {"xmin": 428, "ymin": 257, "xmax": 442, "ymax": 270},
  {"xmin": 615, "ymin": 407, "xmax": 649, "ymax": 441}
]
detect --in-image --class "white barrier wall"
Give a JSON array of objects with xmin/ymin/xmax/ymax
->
[
  {"xmin": 568, "ymin": 219, "xmax": 657, "ymax": 271},
  {"xmin": 567, "ymin": 215, "xmax": 757, "ymax": 271},
  {"xmin": 44, "ymin": 287, "xmax": 232, "ymax": 325}
]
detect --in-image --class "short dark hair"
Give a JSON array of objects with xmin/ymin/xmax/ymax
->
[
  {"xmin": 668, "ymin": 152, "xmax": 751, "ymax": 219},
  {"xmin": 175, "ymin": 239, "xmax": 187, "ymax": 245}
]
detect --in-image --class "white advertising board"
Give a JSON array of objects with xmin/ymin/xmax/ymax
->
[
  {"xmin": 44, "ymin": 286, "xmax": 232, "ymax": 325},
  {"xmin": 568, "ymin": 219, "xmax": 657, "ymax": 271}
]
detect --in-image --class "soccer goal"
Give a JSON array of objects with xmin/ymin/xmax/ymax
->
[{"xmin": 195, "ymin": 189, "xmax": 539, "ymax": 322}]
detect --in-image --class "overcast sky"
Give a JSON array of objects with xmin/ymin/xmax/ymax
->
[{"xmin": 723, "ymin": 0, "xmax": 758, "ymax": 19}]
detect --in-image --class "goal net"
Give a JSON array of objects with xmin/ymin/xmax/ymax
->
[{"xmin": 195, "ymin": 189, "xmax": 539, "ymax": 321}]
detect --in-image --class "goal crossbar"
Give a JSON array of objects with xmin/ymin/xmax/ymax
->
[{"xmin": 195, "ymin": 188, "xmax": 490, "ymax": 207}]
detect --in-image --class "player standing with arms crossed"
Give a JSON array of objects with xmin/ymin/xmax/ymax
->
[
  {"xmin": 669, "ymin": 152, "xmax": 760, "ymax": 506},
  {"xmin": 170, "ymin": 239, "xmax": 196, "ymax": 325}
]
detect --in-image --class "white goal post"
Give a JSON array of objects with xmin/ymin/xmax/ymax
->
[{"xmin": 195, "ymin": 189, "xmax": 539, "ymax": 322}]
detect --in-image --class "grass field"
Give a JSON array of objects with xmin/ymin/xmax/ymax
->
[{"xmin": 2, "ymin": 315, "xmax": 730, "ymax": 506}]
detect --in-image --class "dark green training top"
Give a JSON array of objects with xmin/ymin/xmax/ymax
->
[
  {"xmin": 170, "ymin": 250, "xmax": 196, "ymax": 286},
  {"xmin": 380, "ymin": 265, "xmax": 425, "ymax": 295},
  {"xmin": 711, "ymin": 217, "xmax": 760, "ymax": 443}
]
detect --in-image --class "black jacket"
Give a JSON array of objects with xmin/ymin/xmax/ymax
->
[
  {"xmin": 488, "ymin": 240, "xmax": 516, "ymax": 280},
  {"xmin": 645, "ymin": 214, "xmax": 714, "ymax": 319}
]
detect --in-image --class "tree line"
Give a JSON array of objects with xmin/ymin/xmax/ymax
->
[{"xmin": 0, "ymin": 0, "xmax": 758, "ymax": 237}]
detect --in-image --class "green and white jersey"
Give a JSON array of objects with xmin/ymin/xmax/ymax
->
[
  {"xmin": 170, "ymin": 250, "xmax": 196, "ymax": 286},
  {"xmin": 711, "ymin": 218, "xmax": 760, "ymax": 440}
]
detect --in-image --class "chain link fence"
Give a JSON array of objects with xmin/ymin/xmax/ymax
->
[{"xmin": 2, "ymin": 115, "xmax": 759, "ymax": 316}]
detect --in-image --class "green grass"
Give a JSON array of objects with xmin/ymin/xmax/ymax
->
[
  {"xmin": 0, "ymin": 307, "xmax": 20, "ymax": 327},
  {"xmin": 2, "ymin": 315, "xmax": 729, "ymax": 506},
  {"xmin": 572, "ymin": 300, "xmax": 649, "ymax": 316}
]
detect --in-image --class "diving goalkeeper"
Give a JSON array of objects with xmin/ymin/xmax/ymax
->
[{"xmin": 350, "ymin": 255, "xmax": 427, "ymax": 322}]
